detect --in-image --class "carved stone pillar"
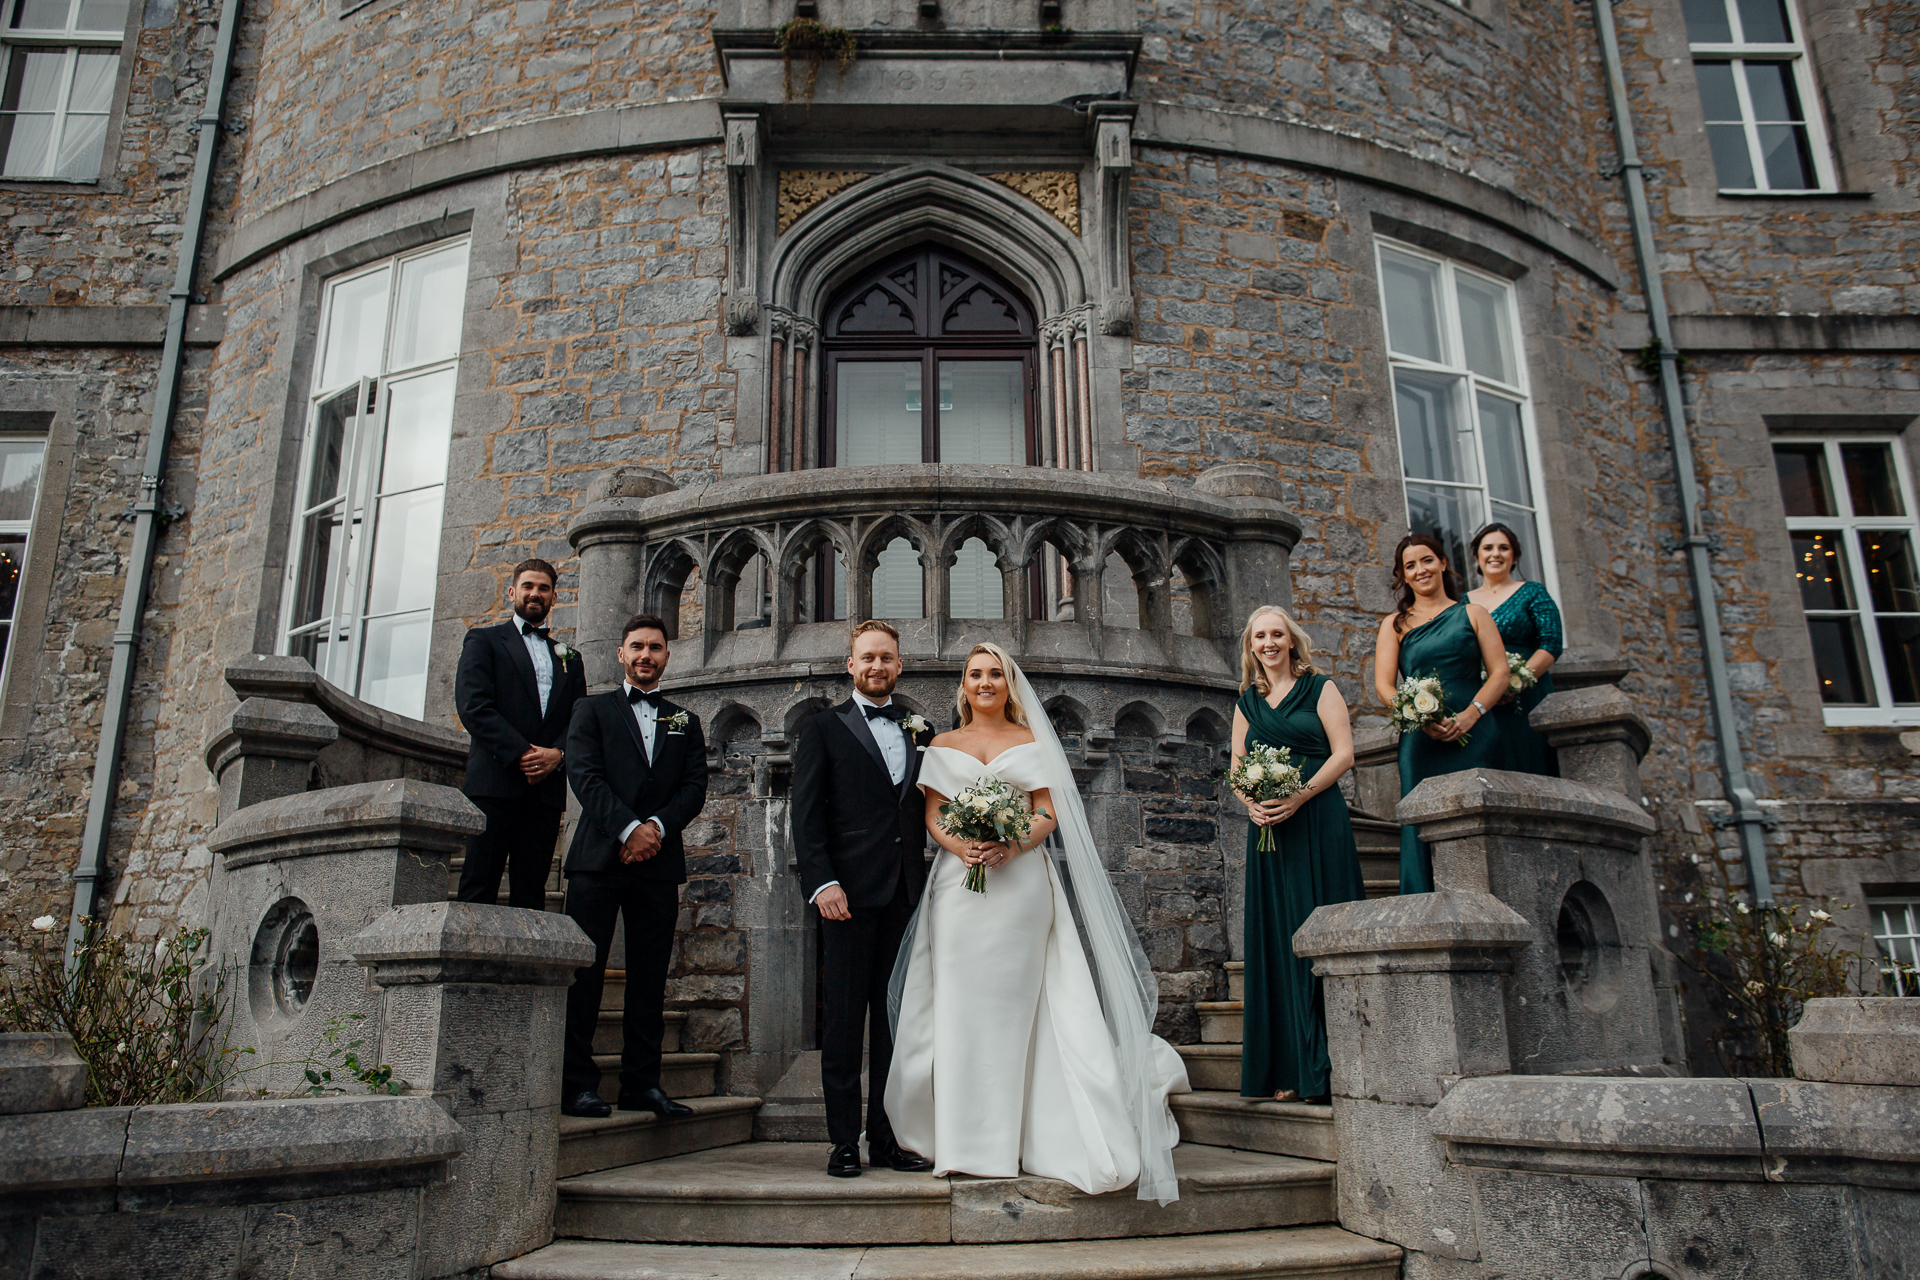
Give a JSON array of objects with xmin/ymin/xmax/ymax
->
[
  {"xmin": 725, "ymin": 113, "xmax": 764, "ymax": 338},
  {"xmin": 203, "ymin": 696, "xmax": 340, "ymax": 824},
  {"xmin": 1091, "ymin": 104, "xmax": 1136, "ymax": 337}
]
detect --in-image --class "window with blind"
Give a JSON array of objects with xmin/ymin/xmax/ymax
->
[
  {"xmin": 1, "ymin": 0, "xmax": 127, "ymax": 179},
  {"xmin": 816, "ymin": 245, "xmax": 1038, "ymax": 621},
  {"xmin": 1774, "ymin": 436, "xmax": 1920, "ymax": 725},
  {"xmin": 279, "ymin": 239, "xmax": 470, "ymax": 720}
]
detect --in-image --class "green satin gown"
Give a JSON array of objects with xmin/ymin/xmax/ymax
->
[
  {"xmin": 1396, "ymin": 602, "xmax": 1503, "ymax": 894},
  {"xmin": 1488, "ymin": 579, "xmax": 1564, "ymax": 777},
  {"xmin": 1238, "ymin": 677, "xmax": 1365, "ymax": 1100}
]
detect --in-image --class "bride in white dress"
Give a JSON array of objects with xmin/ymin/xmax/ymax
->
[{"xmin": 884, "ymin": 643, "xmax": 1188, "ymax": 1202}]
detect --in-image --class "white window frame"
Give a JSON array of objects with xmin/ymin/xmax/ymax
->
[
  {"xmin": 277, "ymin": 238, "xmax": 469, "ymax": 719},
  {"xmin": 1, "ymin": 0, "xmax": 126, "ymax": 181},
  {"xmin": 1867, "ymin": 897, "xmax": 1920, "ymax": 997},
  {"xmin": 1685, "ymin": 0, "xmax": 1837, "ymax": 194},
  {"xmin": 0, "ymin": 430, "xmax": 46, "ymax": 690},
  {"xmin": 1375, "ymin": 238, "xmax": 1559, "ymax": 601},
  {"xmin": 1776, "ymin": 435, "xmax": 1920, "ymax": 726}
]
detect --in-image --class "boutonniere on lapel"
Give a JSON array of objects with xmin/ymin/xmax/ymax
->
[
  {"xmin": 552, "ymin": 643, "xmax": 574, "ymax": 671},
  {"xmin": 663, "ymin": 710, "xmax": 691, "ymax": 735},
  {"xmin": 902, "ymin": 713, "xmax": 931, "ymax": 747}
]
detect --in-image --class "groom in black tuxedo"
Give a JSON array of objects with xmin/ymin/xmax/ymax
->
[
  {"xmin": 791, "ymin": 619, "xmax": 936, "ymax": 1178},
  {"xmin": 454, "ymin": 559, "xmax": 588, "ymax": 909},
  {"xmin": 559, "ymin": 613, "xmax": 708, "ymax": 1119}
]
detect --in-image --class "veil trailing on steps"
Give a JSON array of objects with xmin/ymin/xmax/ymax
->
[{"xmin": 886, "ymin": 654, "xmax": 1181, "ymax": 1204}]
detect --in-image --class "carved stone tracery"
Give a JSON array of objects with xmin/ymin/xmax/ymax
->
[{"xmin": 777, "ymin": 170, "xmax": 871, "ymax": 235}]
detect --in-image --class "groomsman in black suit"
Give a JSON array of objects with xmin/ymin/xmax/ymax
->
[
  {"xmin": 454, "ymin": 558, "xmax": 588, "ymax": 909},
  {"xmin": 560, "ymin": 613, "xmax": 709, "ymax": 1119},
  {"xmin": 791, "ymin": 619, "xmax": 936, "ymax": 1178}
]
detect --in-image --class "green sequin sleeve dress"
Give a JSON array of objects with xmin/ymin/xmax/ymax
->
[
  {"xmin": 1236, "ymin": 676, "xmax": 1365, "ymax": 1100},
  {"xmin": 1488, "ymin": 579, "xmax": 1564, "ymax": 777}
]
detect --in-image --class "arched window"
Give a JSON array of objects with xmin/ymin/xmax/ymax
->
[
  {"xmin": 812, "ymin": 245, "xmax": 1040, "ymax": 621},
  {"xmin": 821, "ymin": 245, "xmax": 1037, "ymax": 467}
]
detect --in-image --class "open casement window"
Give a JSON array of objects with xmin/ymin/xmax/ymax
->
[
  {"xmin": 812, "ymin": 245, "xmax": 1041, "ymax": 623},
  {"xmin": 1867, "ymin": 898, "xmax": 1920, "ymax": 996},
  {"xmin": 280, "ymin": 240, "xmax": 469, "ymax": 720},
  {"xmin": 1683, "ymin": 0, "xmax": 1835, "ymax": 193},
  {"xmin": 0, "ymin": 433, "xmax": 45, "ymax": 686},
  {"xmin": 1376, "ymin": 240, "xmax": 1556, "ymax": 596},
  {"xmin": 1, "ymin": 0, "xmax": 126, "ymax": 180},
  {"xmin": 1773, "ymin": 437, "xmax": 1920, "ymax": 725}
]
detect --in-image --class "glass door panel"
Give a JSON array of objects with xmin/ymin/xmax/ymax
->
[
  {"xmin": 835, "ymin": 361, "xmax": 924, "ymax": 466},
  {"xmin": 937, "ymin": 360, "xmax": 1024, "ymax": 465}
]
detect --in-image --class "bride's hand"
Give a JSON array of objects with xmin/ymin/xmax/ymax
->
[{"xmin": 965, "ymin": 841, "xmax": 1013, "ymax": 869}]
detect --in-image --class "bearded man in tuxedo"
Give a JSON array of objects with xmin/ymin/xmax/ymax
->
[
  {"xmin": 791, "ymin": 619, "xmax": 936, "ymax": 1178},
  {"xmin": 559, "ymin": 613, "xmax": 708, "ymax": 1119},
  {"xmin": 454, "ymin": 558, "xmax": 587, "ymax": 909}
]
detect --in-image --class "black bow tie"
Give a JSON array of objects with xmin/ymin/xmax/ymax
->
[
  {"xmin": 627, "ymin": 686, "xmax": 662, "ymax": 708},
  {"xmin": 864, "ymin": 703, "xmax": 907, "ymax": 723},
  {"xmin": 521, "ymin": 622, "xmax": 550, "ymax": 639}
]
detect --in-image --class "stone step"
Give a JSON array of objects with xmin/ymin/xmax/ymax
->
[
  {"xmin": 594, "ymin": 1009, "xmax": 686, "ymax": 1056},
  {"xmin": 1197, "ymin": 1001, "xmax": 1243, "ymax": 1044},
  {"xmin": 1176, "ymin": 1043, "xmax": 1243, "ymax": 1093},
  {"xmin": 559, "ymin": 1096, "xmax": 761, "ymax": 1180},
  {"xmin": 553, "ymin": 1141, "xmax": 1334, "ymax": 1246},
  {"xmin": 751, "ymin": 1048, "xmax": 842, "ymax": 1143},
  {"xmin": 1224, "ymin": 960, "xmax": 1244, "ymax": 1003},
  {"xmin": 1172, "ymin": 1092, "xmax": 1335, "ymax": 1164},
  {"xmin": 593, "ymin": 1052, "xmax": 718, "ymax": 1102},
  {"xmin": 494, "ymin": 1226, "xmax": 1401, "ymax": 1280}
]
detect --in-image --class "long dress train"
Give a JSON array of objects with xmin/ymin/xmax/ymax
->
[
  {"xmin": 1397, "ymin": 602, "xmax": 1503, "ymax": 894},
  {"xmin": 885, "ymin": 741, "xmax": 1188, "ymax": 1197},
  {"xmin": 1237, "ymin": 677, "xmax": 1366, "ymax": 1100}
]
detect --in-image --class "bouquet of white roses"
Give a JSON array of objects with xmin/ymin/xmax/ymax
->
[
  {"xmin": 1391, "ymin": 672, "xmax": 1469, "ymax": 746},
  {"xmin": 1480, "ymin": 651, "xmax": 1538, "ymax": 703},
  {"xmin": 937, "ymin": 776, "xmax": 1051, "ymax": 893},
  {"xmin": 1229, "ymin": 742, "xmax": 1306, "ymax": 851}
]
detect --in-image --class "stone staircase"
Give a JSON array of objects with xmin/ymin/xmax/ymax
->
[{"xmin": 1173, "ymin": 962, "xmax": 1337, "ymax": 1164}]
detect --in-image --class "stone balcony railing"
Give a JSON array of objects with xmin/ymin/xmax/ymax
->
[{"xmin": 567, "ymin": 462, "xmax": 1300, "ymax": 696}]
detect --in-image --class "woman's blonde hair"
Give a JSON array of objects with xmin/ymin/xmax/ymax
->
[
  {"xmin": 1239, "ymin": 605, "xmax": 1316, "ymax": 694},
  {"xmin": 955, "ymin": 641, "xmax": 1031, "ymax": 728}
]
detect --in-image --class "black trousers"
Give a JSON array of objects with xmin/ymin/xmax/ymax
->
[
  {"xmin": 562, "ymin": 870, "xmax": 679, "ymax": 1100},
  {"xmin": 819, "ymin": 877, "xmax": 913, "ymax": 1150},
  {"xmin": 457, "ymin": 796, "xmax": 561, "ymax": 911}
]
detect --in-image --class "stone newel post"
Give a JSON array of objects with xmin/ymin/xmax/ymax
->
[
  {"xmin": 1293, "ymin": 890, "xmax": 1531, "ymax": 1262},
  {"xmin": 350, "ymin": 901, "xmax": 594, "ymax": 1277},
  {"xmin": 1529, "ymin": 684, "xmax": 1651, "ymax": 800}
]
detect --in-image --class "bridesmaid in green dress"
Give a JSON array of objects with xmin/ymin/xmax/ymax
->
[
  {"xmin": 1372, "ymin": 534, "xmax": 1511, "ymax": 895},
  {"xmin": 1230, "ymin": 605, "xmax": 1364, "ymax": 1103},
  {"xmin": 1467, "ymin": 522, "xmax": 1565, "ymax": 777}
]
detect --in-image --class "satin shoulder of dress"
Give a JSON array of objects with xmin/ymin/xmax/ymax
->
[{"xmin": 918, "ymin": 741, "xmax": 1051, "ymax": 794}]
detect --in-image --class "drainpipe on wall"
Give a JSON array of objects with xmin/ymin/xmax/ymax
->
[
  {"xmin": 1592, "ymin": 0, "xmax": 1774, "ymax": 905},
  {"xmin": 66, "ymin": 0, "xmax": 246, "ymax": 968}
]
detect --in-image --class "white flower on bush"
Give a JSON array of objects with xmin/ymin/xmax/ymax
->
[
  {"xmin": 1767, "ymin": 931, "xmax": 1787, "ymax": 947},
  {"xmin": 1810, "ymin": 909, "xmax": 1832, "ymax": 922},
  {"xmin": 1744, "ymin": 980, "xmax": 1766, "ymax": 995},
  {"xmin": 1735, "ymin": 901, "xmax": 1750, "ymax": 914},
  {"xmin": 1412, "ymin": 691, "xmax": 1441, "ymax": 716},
  {"xmin": 29, "ymin": 914, "xmax": 55, "ymax": 932}
]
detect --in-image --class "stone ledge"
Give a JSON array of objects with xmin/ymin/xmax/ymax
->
[
  {"xmin": 0, "ymin": 303, "xmax": 226, "ymax": 347},
  {"xmin": 1428, "ymin": 1076, "xmax": 1765, "ymax": 1181},
  {"xmin": 1614, "ymin": 310, "xmax": 1920, "ymax": 353},
  {"xmin": 350, "ymin": 900, "xmax": 595, "ymax": 986},
  {"xmin": 0, "ymin": 1032, "xmax": 87, "ymax": 1115},
  {"xmin": 1789, "ymin": 997, "xmax": 1920, "ymax": 1086},
  {"xmin": 1293, "ymin": 890, "xmax": 1533, "ymax": 972},
  {"xmin": 1395, "ymin": 768, "xmax": 1656, "ymax": 847},
  {"xmin": 206, "ymin": 777, "xmax": 482, "ymax": 867},
  {"xmin": 223, "ymin": 654, "xmax": 468, "ymax": 771},
  {"xmin": 1747, "ymin": 1079, "xmax": 1920, "ymax": 1189}
]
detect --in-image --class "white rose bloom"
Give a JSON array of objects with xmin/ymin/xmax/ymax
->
[
  {"xmin": 1244, "ymin": 765, "xmax": 1266, "ymax": 784},
  {"xmin": 1412, "ymin": 692, "xmax": 1441, "ymax": 715},
  {"xmin": 971, "ymin": 797, "xmax": 991, "ymax": 812},
  {"xmin": 30, "ymin": 915, "xmax": 56, "ymax": 932}
]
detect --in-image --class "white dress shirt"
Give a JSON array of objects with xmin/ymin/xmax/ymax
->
[
  {"xmin": 811, "ymin": 690, "xmax": 909, "ymax": 904},
  {"xmin": 617, "ymin": 682, "xmax": 668, "ymax": 846},
  {"xmin": 517, "ymin": 614, "xmax": 554, "ymax": 714}
]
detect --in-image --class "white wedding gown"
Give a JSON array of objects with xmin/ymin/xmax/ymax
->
[{"xmin": 884, "ymin": 741, "xmax": 1189, "ymax": 1196}]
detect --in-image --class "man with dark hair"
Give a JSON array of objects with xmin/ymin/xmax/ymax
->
[
  {"xmin": 790, "ymin": 619, "xmax": 935, "ymax": 1177},
  {"xmin": 454, "ymin": 558, "xmax": 587, "ymax": 909},
  {"xmin": 559, "ymin": 613, "xmax": 709, "ymax": 1119}
]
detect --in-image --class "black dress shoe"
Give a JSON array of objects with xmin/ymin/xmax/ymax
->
[
  {"xmin": 870, "ymin": 1143, "xmax": 933, "ymax": 1173},
  {"xmin": 827, "ymin": 1142, "xmax": 863, "ymax": 1178},
  {"xmin": 617, "ymin": 1086, "xmax": 693, "ymax": 1118},
  {"xmin": 561, "ymin": 1090, "xmax": 611, "ymax": 1118}
]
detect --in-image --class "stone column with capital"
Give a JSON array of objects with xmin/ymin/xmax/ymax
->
[{"xmin": 350, "ymin": 901, "xmax": 594, "ymax": 1277}]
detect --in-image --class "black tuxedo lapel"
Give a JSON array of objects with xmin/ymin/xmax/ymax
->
[
  {"xmin": 838, "ymin": 700, "xmax": 894, "ymax": 790},
  {"xmin": 501, "ymin": 621, "xmax": 542, "ymax": 704},
  {"xmin": 616, "ymin": 692, "xmax": 654, "ymax": 776}
]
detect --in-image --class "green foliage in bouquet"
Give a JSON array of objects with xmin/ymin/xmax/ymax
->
[
  {"xmin": 1228, "ymin": 742, "xmax": 1305, "ymax": 851},
  {"xmin": 938, "ymin": 775, "xmax": 1049, "ymax": 893}
]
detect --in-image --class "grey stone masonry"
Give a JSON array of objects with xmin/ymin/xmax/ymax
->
[
  {"xmin": 203, "ymin": 697, "xmax": 340, "ymax": 825},
  {"xmin": 1398, "ymin": 769, "xmax": 1671, "ymax": 1075},
  {"xmin": 224, "ymin": 655, "xmax": 469, "ymax": 793},
  {"xmin": 0, "ymin": 1033, "xmax": 86, "ymax": 1115},
  {"xmin": 204, "ymin": 780, "xmax": 484, "ymax": 1095},
  {"xmin": 1790, "ymin": 997, "xmax": 1920, "ymax": 1088},
  {"xmin": 1292, "ymin": 890, "xmax": 1532, "ymax": 1262},
  {"xmin": 1529, "ymin": 684, "xmax": 1652, "ymax": 803},
  {"xmin": 351, "ymin": 902, "xmax": 594, "ymax": 1278}
]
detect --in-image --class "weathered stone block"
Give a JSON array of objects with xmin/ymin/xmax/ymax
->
[
  {"xmin": 1332, "ymin": 1096, "xmax": 1480, "ymax": 1260},
  {"xmin": 1789, "ymin": 996, "xmax": 1920, "ymax": 1086},
  {"xmin": 0, "ymin": 1106, "xmax": 132, "ymax": 1193},
  {"xmin": 1747, "ymin": 1079, "xmax": 1920, "ymax": 1188},
  {"xmin": 237, "ymin": 1189, "xmax": 424, "ymax": 1280},
  {"xmin": 0, "ymin": 1032, "xmax": 86, "ymax": 1115},
  {"xmin": 1641, "ymin": 1178, "xmax": 1859, "ymax": 1280}
]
